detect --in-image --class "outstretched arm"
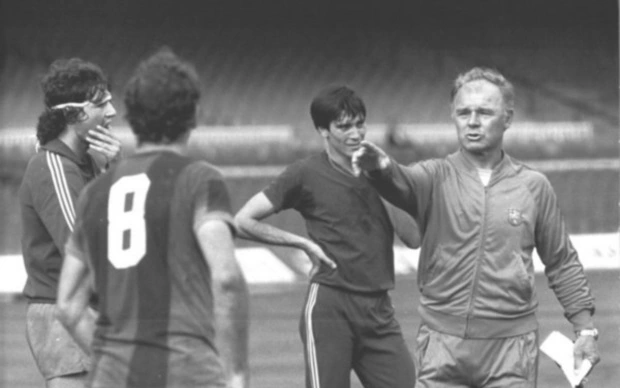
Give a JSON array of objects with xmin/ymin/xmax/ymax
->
[
  {"xmin": 382, "ymin": 199, "xmax": 421, "ymax": 249},
  {"xmin": 56, "ymin": 252, "xmax": 97, "ymax": 354},
  {"xmin": 353, "ymin": 140, "xmax": 426, "ymax": 218},
  {"xmin": 196, "ymin": 219, "xmax": 250, "ymax": 388},
  {"xmin": 235, "ymin": 192, "xmax": 337, "ymax": 275}
]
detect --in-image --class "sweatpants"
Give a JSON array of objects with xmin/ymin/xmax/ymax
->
[
  {"xmin": 414, "ymin": 324, "xmax": 538, "ymax": 388},
  {"xmin": 299, "ymin": 283, "xmax": 416, "ymax": 388}
]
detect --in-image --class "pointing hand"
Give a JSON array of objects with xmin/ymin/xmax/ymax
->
[{"xmin": 351, "ymin": 140, "xmax": 391, "ymax": 176}]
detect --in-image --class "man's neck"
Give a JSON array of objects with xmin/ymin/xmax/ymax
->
[
  {"xmin": 462, "ymin": 148, "xmax": 503, "ymax": 170},
  {"xmin": 58, "ymin": 130, "xmax": 88, "ymax": 159},
  {"xmin": 136, "ymin": 131, "xmax": 191, "ymax": 155},
  {"xmin": 135, "ymin": 142, "xmax": 188, "ymax": 155},
  {"xmin": 325, "ymin": 146, "xmax": 354, "ymax": 176}
]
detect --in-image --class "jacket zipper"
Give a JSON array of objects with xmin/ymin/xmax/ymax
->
[{"xmin": 464, "ymin": 184, "xmax": 489, "ymax": 338}]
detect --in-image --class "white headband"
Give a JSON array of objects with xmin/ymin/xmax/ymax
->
[
  {"xmin": 49, "ymin": 101, "xmax": 90, "ymax": 110},
  {"xmin": 49, "ymin": 90, "xmax": 111, "ymax": 110}
]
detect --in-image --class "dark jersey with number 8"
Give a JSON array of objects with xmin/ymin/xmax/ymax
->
[{"xmin": 66, "ymin": 150, "xmax": 233, "ymax": 388}]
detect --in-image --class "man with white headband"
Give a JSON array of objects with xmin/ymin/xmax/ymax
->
[{"xmin": 19, "ymin": 57, "xmax": 120, "ymax": 388}]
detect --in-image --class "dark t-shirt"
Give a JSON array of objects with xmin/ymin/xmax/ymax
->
[
  {"xmin": 264, "ymin": 151, "xmax": 395, "ymax": 292},
  {"xmin": 66, "ymin": 151, "xmax": 232, "ymax": 387}
]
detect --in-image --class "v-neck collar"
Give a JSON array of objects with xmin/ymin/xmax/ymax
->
[{"xmin": 322, "ymin": 151, "xmax": 360, "ymax": 180}]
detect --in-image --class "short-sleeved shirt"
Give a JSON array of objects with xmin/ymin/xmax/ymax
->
[
  {"xmin": 65, "ymin": 150, "xmax": 233, "ymax": 388},
  {"xmin": 264, "ymin": 151, "xmax": 395, "ymax": 292},
  {"xmin": 19, "ymin": 139, "xmax": 99, "ymax": 303}
]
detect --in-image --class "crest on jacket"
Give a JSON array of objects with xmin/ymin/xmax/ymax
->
[{"xmin": 507, "ymin": 208, "xmax": 524, "ymax": 226}]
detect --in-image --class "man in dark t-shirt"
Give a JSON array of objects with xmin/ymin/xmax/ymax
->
[
  {"xmin": 235, "ymin": 85, "xmax": 419, "ymax": 388},
  {"xmin": 56, "ymin": 48, "xmax": 250, "ymax": 388}
]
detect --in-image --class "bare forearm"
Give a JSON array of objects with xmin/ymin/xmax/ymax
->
[
  {"xmin": 236, "ymin": 217, "xmax": 310, "ymax": 250},
  {"xmin": 236, "ymin": 210, "xmax": 337, "ymax": 271},
  {"xmin": 72, "ymin": 308, "xmax": 97, "ymax": 353},
  {"xmin": 56, "ymin": 253, "xmax": 95, "ymax": 354},
  {"xmin": 56, "ymin": 306, "xmax": 97, "ymax": 354},
  {"xmin": 196, "ymin": 219, "xmax": 251, "ymax": 387},
  {"xmin": 214, "ymin": 276, "xmax": 250, "ymax": 387}
]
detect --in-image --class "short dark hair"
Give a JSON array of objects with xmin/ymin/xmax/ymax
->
[
  {"xmin": 124, "ymin": 47, "xmax": 200, "ymax": 144},
  {"xmin": 36, "ymin": 58, "xmax": 109, "ymax": 145},
  {"xmin": 310, "ymin": 85, "xmax": 366, "ymax": 130},
  {"xmin": 450, "ymin": 67, "xmax": 515, "ymax": 111}
]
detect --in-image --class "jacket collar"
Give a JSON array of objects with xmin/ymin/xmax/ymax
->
[
  {"xmin": 41, "ymin": 139, "xmax": 92, "ymax": 169},
  {"xmin": 450, "ymin": 149, "xmax": 518, "ymax": 180}
]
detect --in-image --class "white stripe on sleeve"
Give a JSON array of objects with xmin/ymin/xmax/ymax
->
[{"xmin": 46, "ymin": 152, "xmax": 76, "ymax": 231}]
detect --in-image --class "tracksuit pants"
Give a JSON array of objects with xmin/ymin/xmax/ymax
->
[{"xmin": 299, "ymin": 283, "xmax": 416, "ymax": 388}]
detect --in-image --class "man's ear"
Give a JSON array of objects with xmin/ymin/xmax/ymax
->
[
  {"xmin": 317, "ymin": 127, "xmax": 330, "ymax": 139},
  {"xmin": 503, "ymin": 109, "xmax": 514, "ymax": 129}
]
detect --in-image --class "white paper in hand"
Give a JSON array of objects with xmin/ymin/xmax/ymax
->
[{"xmin": 540, "ymin": 331, "xmax": 592, "ymax": 387}]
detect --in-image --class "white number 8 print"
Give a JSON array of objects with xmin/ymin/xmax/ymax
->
[{"xmin": 107, "ymin": 174, "xmax": 151, "ymax": 269}]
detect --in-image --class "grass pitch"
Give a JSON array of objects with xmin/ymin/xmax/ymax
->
[{"xmin": 1, "ymin": 270, "xmax": 618, "ymax": 388}]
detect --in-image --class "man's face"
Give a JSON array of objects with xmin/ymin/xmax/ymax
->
[
  {"xmin": 319, "ymin": 113, "xmax": 366, "ymax": 159},
  {"xmin": 451, "ymin": 80, "xmax": 512, "ymax": 156},
  {"xmin": 76, "ymin": 90, "xmax": 117, "ymax": 138}
]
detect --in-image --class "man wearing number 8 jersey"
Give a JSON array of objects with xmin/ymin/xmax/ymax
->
[{"xmin": 56, "ymin": 48, "xmax": 250, "ymax": 388}]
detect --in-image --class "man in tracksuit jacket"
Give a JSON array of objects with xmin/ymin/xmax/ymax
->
[
  {"xmin": 19, "ymin": 58, "xmax": 120, "ymax": 387},
  {"xmin": 352, "ymin": 67, "xmax": 600, "ymax": 387}
]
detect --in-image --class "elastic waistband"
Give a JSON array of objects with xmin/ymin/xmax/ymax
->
[
  {"xmin": 25, "ymin": 297, "xmax": 56, "ymax": 304},
  {"xmin": 419, "ymin": 305, "xmax": 538, "ymax": 338},
  {"xmin": 314, "ymin": 282, "xmax": 389, "ymax": 298}
]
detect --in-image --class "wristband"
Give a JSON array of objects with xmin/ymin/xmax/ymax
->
[{"xmin": 576, "ymin": 328, "xmax": 598, "ymax": 340}]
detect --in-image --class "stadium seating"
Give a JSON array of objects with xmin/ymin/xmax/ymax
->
[
  {"xmin": 0, "ymin": 7, "xmax": 618, "ymax": 254},
  {"xmin": 1, "ymin": 24, "xmax": 617, "ymax": 131}
]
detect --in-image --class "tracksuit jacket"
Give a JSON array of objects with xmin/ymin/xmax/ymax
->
[
  {"xmin": 19, "ymin": 139, "xmax": 100, "ymax": 303},
  {"xmin": 369, "ymin": 149, "xmax": 595, "ymax": 338}
]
